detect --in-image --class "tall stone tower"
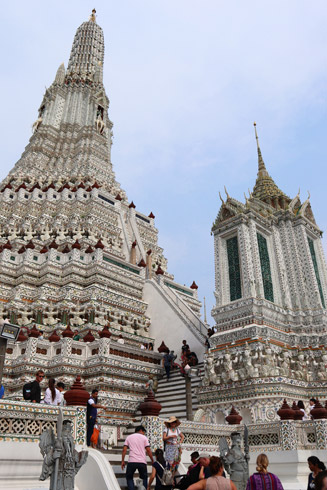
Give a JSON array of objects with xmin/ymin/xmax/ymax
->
[
  {"xmin": 197, "ymin": 124, "xmax": 327, "ymax": 424},
  {"xmin": 1, "ymin": 13, "xmax": 206, "ymax": 413}
]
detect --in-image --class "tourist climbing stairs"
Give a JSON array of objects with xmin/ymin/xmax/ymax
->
[
  {"xmin": 102, "ymin": 423, "xmax": 153, "ymax": 490},
  {"xmin": 103, "ymin": 363, "xmax": 203, "ymax": 488},
  {"xmin": 155, "ymin": 363, "xmax": 203, "ymax": 419}
]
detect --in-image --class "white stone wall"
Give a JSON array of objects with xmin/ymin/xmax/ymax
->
[{"xmin": 144, "ymin": 280, "xmax": 205, "ymax": 362}]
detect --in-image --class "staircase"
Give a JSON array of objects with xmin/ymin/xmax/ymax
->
[
  {"xmin": 155, "ymin": 363, "xmax": 203, "ymax": 420},
  {"xmin": 145, "ymin": 279, "xmax": 207, "ymax": 343},
  {"xmin": 103, "ymin": 424, "xmax": 155, "ymax": 490},
  {"xmin": 103, "ymin": 364, "xmax": 203, "ymax": 488}
]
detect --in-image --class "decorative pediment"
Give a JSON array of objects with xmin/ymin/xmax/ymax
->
[
  {"xmin": 212, "ymin": 198, "xmax": 245, "ymax": 230},
  {"xmin": 302, "ymin": 202, "xmax": 317, "ymax": 225},
  {"xmin": 220, "ymin": 206, "xmax": 235, "ymax": 222}
]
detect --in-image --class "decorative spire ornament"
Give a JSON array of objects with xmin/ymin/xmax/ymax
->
[
  {"xmin": 251, "ymin": 122, "xmax": 288, "ymax": 203},
  {"xmin": 89, "ymin": 9, "xmax": 96, "ymax": 23},
  {"xmin": 254, "ymin": 122, "xmax": 269, "ymax": 179}
]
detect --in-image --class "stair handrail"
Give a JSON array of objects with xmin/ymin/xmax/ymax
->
[
  {"xmin": 118, "ymin": 207, "xmax": 132, "ymax": 259},
  {"xmin": 147, "ymin": 279, "xmax": 207, "ymax": 342},
  {"xmin": 162, "ymin": 282, "xmax": 207, "ymax": 336},
  {"xmin": 127, "ymin": 210, "xmax": 146, "ymax": 261}
]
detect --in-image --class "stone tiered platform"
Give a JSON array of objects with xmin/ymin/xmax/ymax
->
[{"xmin": 4, "ymin": 328, "xmax": 163, "ymax": 423}]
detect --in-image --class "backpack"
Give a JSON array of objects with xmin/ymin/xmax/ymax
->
[
  {"xmin": 157, "ymin": 463, "xmax": 174, "ymax": 486},
  {"xmin": 23, "ymin": 381, "xmax": 34, "ymax": 400}
]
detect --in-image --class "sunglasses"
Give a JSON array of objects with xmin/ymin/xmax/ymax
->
[{"xmin": 38, "ymin": 375, "xmax": 45, "ymax": 378}]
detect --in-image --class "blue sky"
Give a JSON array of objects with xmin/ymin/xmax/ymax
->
[{"xmin": 1, "ymin": 1, "xmax": 326, "ymax": 325}]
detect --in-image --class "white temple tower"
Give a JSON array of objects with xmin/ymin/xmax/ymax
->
[
  {"xmin": 197, "ymin": 124, "xmax": 327, "ymax": 424},
  {"xmin": 0, "ymin": 13, "xmax": 206, "ymax": 415}
]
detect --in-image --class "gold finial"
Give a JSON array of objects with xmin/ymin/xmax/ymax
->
[
  {"xmin": 253, "ymin": 121, "xmax": 267, "ymax": 175},
  {"xmin": 90, "ymin": 8, "xmax": 96, "ymax": 22},
  {"xmin": 253, "ymin": 121, "xmax": 260, "ymax": 151}
]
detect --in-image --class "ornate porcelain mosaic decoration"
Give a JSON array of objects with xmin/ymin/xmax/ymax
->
[
  {"xmin": 137, "ymin": 416, "xmax": 322, "ymax": 453},
  {"xmin": 0, "ymin": 400, "xmax": 85, "ymax": 445},
  {"xmin": 205, "ymin": 124, "xmax": 327, "ymax": 421}
]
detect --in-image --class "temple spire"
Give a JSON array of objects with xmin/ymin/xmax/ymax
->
[
  {"xmin": 54, "ymin": 63, "xmax": 65, "ymax": 84},
  {"xmin": 254, "ymin": 122, "xmax": 269, "ymax": 179},
  {"xmin": 251, "ymin": 123, "xmax": 289, "ymax": 203},
  {"xmin": 67, "ymin": 13, "xmax": 104, "ymax": 77}
]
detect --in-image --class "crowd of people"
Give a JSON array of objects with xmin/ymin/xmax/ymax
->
[
  {"xmin": 22, "ymin": 370, "xmax": 66, "ymax": 405},
  {"xmin": 162, "ymin": 340, "xmax": 199, "ymax": 380},
  {"xmin": 20, "ymin": 345, "xmax": 327, "ymax": 490},
  {"xmin": 122, "ymin": 415, "xmax": 311, "ymax": 490},
  {"xmin": 121, "ymin": 425, "xmax": 327, "ymax": 490}
]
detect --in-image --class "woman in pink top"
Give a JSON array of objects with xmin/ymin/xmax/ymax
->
[{"xmin": 188, "ymin": 457, "xmax": 236, "ymax": 490}]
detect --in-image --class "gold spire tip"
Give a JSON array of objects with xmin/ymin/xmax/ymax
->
[
  {"xmin": 253, "ymin": 122, "xmax": 259, "ymax": 149},
  {"xmin": 90, "ymin": 9, "xmax": 96, "ymax": 22}
]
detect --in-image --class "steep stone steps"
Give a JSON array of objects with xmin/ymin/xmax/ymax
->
[
  {"xmin": 102, "ymin": 363, "xmax": 203, "ymax": 488},
  {"xmin": 155, "ymin": 363, "xmax": 203, "ymax": 420}
]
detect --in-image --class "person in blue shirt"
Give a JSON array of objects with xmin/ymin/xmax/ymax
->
[{"xmin": 86, "ymin": 388, "xmax": 106, "ymax": 446}]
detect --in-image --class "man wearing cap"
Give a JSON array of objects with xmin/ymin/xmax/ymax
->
[
  {"xmin": 121, "ymin": 425, "xmax": 154, "ymax": 490},
  {"xmin": 197, "ymin": 453, "xmax": 212, "ymax": 479},
  {"xmin": 177, "ymin": 452, "xmax": 211, "ymax": 490}
]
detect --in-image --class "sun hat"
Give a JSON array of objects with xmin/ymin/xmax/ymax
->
[{"xmin": 164, "ymin": 416, "xmax": 181, "ymax": 427}]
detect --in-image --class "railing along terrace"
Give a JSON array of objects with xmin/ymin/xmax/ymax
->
[
  {"xmin": 141, "ymin": 417, "xmax": 327, "ymax": 453},
  {"xmin": 5, "ymin": 337, "xmax": 163, "ymax": 366},
  {"xmin": 0, "ymin": 400, "xmax": 85, "ymax": 444}
]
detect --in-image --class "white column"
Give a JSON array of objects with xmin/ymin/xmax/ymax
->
[
  {"xmin": 248, "ymin": 219, "xmax": 264, "ymax": 299},
  {"xmin": 238, "ymin": 221, "xmax": 257, "ymax": 298}
]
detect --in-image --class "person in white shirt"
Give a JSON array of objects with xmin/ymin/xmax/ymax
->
[
  {"xmin": 309, "ymin": 398, "xmax": 317, "ymax": 419},
  {"xmin": 57, "ymin": 382, "xmax": 66, "ymax": 406},
  {"xmin": 42, "ymin": 378, "xmax": 62, "ymax": 405},
  {"xmin": 117, "ymin": 334, "xmax": 125, "ymax": 344}
]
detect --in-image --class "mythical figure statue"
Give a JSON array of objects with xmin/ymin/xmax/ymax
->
[
  {"xmin": 219, "ymin": 431, "xmax": 249, "ymax": 490},
  {"xmin": 242, "ymin": 343, "xmax": 258, "ymax": 378},
  {"xmin": 317, "ymin": 351, "xmax": 327, "ymax": 381},
  {"xmin": 221, "ymin": 352, "xmax": 238, "ymax": 383},
  {"xmin": 291, "ymin": 352, "xmax": 309, "ymax": 380},
  {"xmin": 145, "ymin": 375, "xmax": 155, "ymax": 394},
  {"xmin": 279, "ymin": 350, "xmax": 291, "ymax": 377},
  {"xmin": 259, "ymin": 341, "xmax": 278, "ymax": 377},
  {"xmin": 95, "ymin": 117, "xmax": 105, "ymax": 135},
  {"xmin": 39, "ymin": 410, "xmax": 88, "ymax": 490},
  {"xmin": 204, "ymin": 355, "xmax": 219, "ymax": 385},
  {"xmin": 32, "ymin": 116, "xmax": 43, "ymax": 133}
]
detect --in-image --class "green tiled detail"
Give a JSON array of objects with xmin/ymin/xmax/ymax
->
[
  {"xmin": 164, "ymin": 282, "xmax": 193, "ymax": 297},
  {"xmin": 257, "ymin": 233, "xmax": 274, "ymax": 303},
  {"xmin": 308, "ymin": 238, "xmax": 325, "ymax": 308},
  {"xmin": 226, "ymin": 236, "xmax": 242, "ymax": 301},
  {"xmin": 103, "ymin": 256, "xmax": 140, "ymax": 275}
]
